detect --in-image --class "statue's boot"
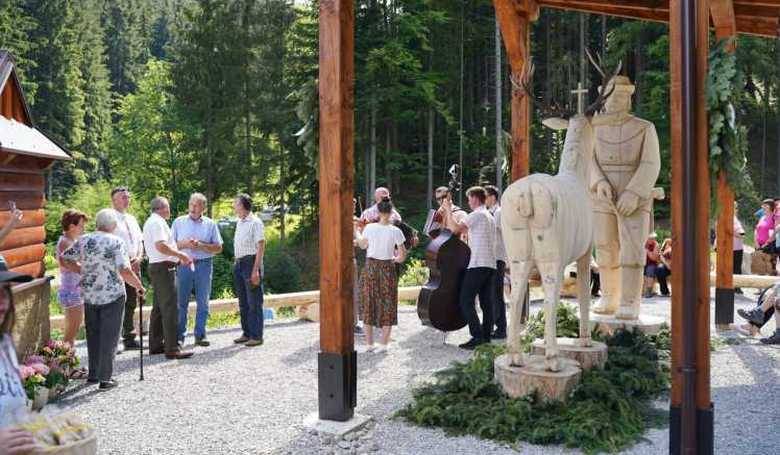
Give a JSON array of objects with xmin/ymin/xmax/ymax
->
[
  {"xmin": 592, "ymin": 267, "xmax": 620, "ymax": 315},
  {"xmin": 615, "ymin": 267, "xmax": 643, "ymax": 320}
]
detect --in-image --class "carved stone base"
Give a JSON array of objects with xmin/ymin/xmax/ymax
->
[
  {"xmin": 531, "ymin": 338, "xmax": 608, "ymax": 370},
  {"xmin": 591, "ymin": 313, "xmax": 665, "ymax": 336},
  {"xmin": 494, "ymin": 354, "xmax": 581, "ymax": 402}
]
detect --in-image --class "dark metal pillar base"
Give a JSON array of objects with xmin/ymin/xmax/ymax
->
[
  {"xmin": 318, "ymin": 351, "xmax": 357, "ymax": 422},
  {"xmin": 670, "ymin": 403, "xmax": 714, "ymax": 455},
  {"xmin": 715, "ymin": 288, "xmax": 735, "ymax": 325}
]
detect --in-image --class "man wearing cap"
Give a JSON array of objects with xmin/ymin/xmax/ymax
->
[{"xmin": 590, "ymin": 75, "xmax": 661, "ymax": 320}]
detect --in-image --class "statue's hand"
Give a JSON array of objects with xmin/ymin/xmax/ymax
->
[
  {"xmin": 595, "ymin": 181, "xmax": 614, "ymax": 202},
  {"xmin": 616, "ymin": 191, "xmax": 639, "ymax": 216}
]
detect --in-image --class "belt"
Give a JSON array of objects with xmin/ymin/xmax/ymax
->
[
  {"xmin": 236, "ymin": 255, "xmax": 255, "ymax": 262},
  {"xmin": 600, "ymin": 164, "xmax": 636, "ymax": 172},
  {"xmin": 151, "ymin": 261, "xmax": 177, "ymax": 268}
]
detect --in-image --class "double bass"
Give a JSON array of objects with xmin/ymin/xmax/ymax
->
[{"xmin": 416, "ymin": 165, "xmax": 470, "ymax": 332}]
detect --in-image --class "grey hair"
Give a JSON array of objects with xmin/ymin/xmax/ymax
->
[
  {"xmin": 189, "ymin": 192, "xmax": 207, "ymax": 206},
  {"xmin": 95, "ymin": 208, "xmax": 119, "ymax": 232},
  {"xmin": 150, "ymin": 196, "xmax": 169, "ymax": 212}
]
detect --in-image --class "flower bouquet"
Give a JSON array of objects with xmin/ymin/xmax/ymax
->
[
  {"xmin": 35, "ymin": 341, "xmax": 81, "ymax": 397},
  {"xmin": 20, "ymin": 363, "xmax": 49, "ymax": 410}
]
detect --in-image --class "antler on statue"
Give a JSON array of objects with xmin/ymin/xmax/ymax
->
[
  {"xmin": 584, "ymin": 48, "xmax": 623, "ymax": 116},
  {"xmin": 510, "ymin": 58, "xmax": 536, "ymax": 99}
]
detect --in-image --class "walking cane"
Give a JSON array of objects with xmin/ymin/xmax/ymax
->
[{"xmin": 139, "ymin": 293, "xmax": 145, "ymax": 381}]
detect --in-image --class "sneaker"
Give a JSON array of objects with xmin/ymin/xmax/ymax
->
[
  {"xmin": 195, "ymin": 337, "xmax": 211, "ymax": 347},
  {"xmin": 492, "ymin": 330, "xmax": 507, "ymax": 340},
  {"xmin": 364, "ymin": 345, "xmax": 375, "ymax": 353},
  {"xmin": 737, "ymin": 307, "xmax": 765, "ymax": 326},
  {"xmin": 375, "ymin": 344, "xmax": 388, "ymax": 353},
  {"xmin": 234, "ymin": 336, "xmax": 249, "ymax": 344},
  {"xmin": 98, "ymin": 379, "xmax": 118, "ymax": 391},
  {"xmin": 245, "ymin": 338, "xmax": 264, "ymax": 347},
  {"xmin": 123, "ymin": 339, "xmax": 142, "ymax": 350},
  {"xmin": 86, "ymin": 378, "xmax": 99, "ymax": 384},
  {"xmin": 759, "ymin": 331, "xmax": 780, "ymax": 345},
  {"xmin": 354, "ymin": 326, "xmax": 364, "ymax": 335}
]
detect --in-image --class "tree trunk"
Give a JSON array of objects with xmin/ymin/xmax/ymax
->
[
  {"xmin": 495, "ymin": 15, "xmax": 503, "ymax": 191},
  {"xmin": 370, "ymin": 100, "xmax": 377, "ymax": 193},
  {"xmin": 761, "ymin": 79, "xmax": 768, "ymax": 195},
  {"xmin": 427, "ymin": 106, "xmax": 434, "ymax": 211}
]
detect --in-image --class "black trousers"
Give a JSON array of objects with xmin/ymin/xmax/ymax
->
[
  {"xmin": 459, "ymin": 267, "xmax": 496, "ymax": 341},
  {"xmin": 493, "ymin": 261, "xmax": 506, "ymax": 333},
  {"xmin": 122, "ymin": 283, "xmax": 138, "ymax": 342},
  {"xmin": 655, "ymin": 264, "xmax": 671, "ymax": 296},
  {"xmin": 85, "ymin": 297, "xmax": 125, "ymax": 382}
]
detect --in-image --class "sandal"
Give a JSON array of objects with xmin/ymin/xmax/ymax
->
[{"xmin": 69, "ymin": 367, "xmax": 88, "ymax": 380}]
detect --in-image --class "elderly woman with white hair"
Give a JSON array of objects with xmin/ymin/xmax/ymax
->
[{"xmin": 61, "ymin": 208, "xmax": 145, "ymax": 391}]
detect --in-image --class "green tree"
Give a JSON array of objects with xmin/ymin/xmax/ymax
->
[
  {"xmin": 26, "ymin": 0, "xmax": 87, "ymax": 195},
  {"xmin": 76, "ymin": 0, "xmax": 113, "ymax": 180},
  {"xmin": 110, "ymin": 59, "xmax": 198, "ymax": 215},
  {"xmin": 0, "ymin": 0, "xmax": 38, "ymax": 98}
]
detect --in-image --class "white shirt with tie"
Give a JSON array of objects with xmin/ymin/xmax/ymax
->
[{"xmin": 113, "ymin": 210, "xmax": 144, "ymax": 260}]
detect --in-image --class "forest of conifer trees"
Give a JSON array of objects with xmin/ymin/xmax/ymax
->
[{"xmin": 1, "ymin": 0, "xmax": 778, "ymax": 240}]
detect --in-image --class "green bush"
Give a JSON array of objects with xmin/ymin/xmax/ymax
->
[
  {"xmin": 212, "ymin": 253, "xmax": 235, "ymax": 299},
  {"xmin": 263, "ymin": 249, "xmax": 302, "ymax": 294},
  {"xmin": 399, "ymin": 258, "xmax": 429, "ymax": 286},
  {"xmin": 45, "ymin": 181, "xmax": 146, "ymax": 243},
  {"xmin": 397, "ymin": 309, "xmax": 671, "ymax": 454}
]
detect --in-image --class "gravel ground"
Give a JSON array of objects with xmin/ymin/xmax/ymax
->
[{"xmin": 49, "ymin": 291, "xmax": 779, "ymax": 454}]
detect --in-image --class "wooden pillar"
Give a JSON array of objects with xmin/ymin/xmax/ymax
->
[
  {"xmin": 493, "ymin": 0, "xmax": 537, "ymax": 181},
  {"xmin": 669, "ymin": 0, "xmax": 713, "ymax": 453},
  {"xmin": 712, "ymin": 0, "xmax": 738, "ymax": 327},
  {"xmin": 318, "ymin": 0, "xmax": 356, "ymax": 422}
]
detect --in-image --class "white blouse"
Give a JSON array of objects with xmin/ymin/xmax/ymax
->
[{"xmin": 360, "ymin": 223, "xmax": 405, "ymax": 260}]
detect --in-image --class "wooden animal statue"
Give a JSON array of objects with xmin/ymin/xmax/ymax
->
[{"xmin": 501, "ymin": 56, "xmax": 621, "ymax": 372}]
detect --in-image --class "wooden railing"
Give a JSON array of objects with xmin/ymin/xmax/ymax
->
[
  {"xmin": 49, "ymin": 286, "xmax": 424, "ymax": 330},
  {"xmin": 48, "ymin": 273, "xmax": 780, "ymax": 331}
]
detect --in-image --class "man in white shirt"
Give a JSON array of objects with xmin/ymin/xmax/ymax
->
[
  {"xmin": 110, "ymin": 187, "xmax": 145, "ymax": 350},
  {"xmin": 142, "ymin": 196, "xmax": 194, "ymax": 359},
  {"xmin": 232, "ymin": 194, "xmax": 266, "ymax": 347},
  {"xmin": 442, "ymin": 186, "xmax": 497, "ymax": 350},
  {"xmin": 485, "ymin": 185, "xmax": 507, "ymax": 339}
]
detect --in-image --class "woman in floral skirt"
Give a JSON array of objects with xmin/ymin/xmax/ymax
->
[{"xmin": 355, "ymin": 197, "xmax": 406, "ymax": 353}]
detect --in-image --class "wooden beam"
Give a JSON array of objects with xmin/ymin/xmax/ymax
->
[
  {"xmin": 536, "ymin": 0, "xmax": 780, "ymax": 37},
  {"xmin": 712, "ymin": 0, "xmax": 738, "ymax": 328},
  {"xmin": 494, "ymin": 0, "xmax": 534, "ymax": 181},
  {"xmin": 318, "ymin": 0, "xmax": 356, "ymax": 422},
  {"xmin": 669, "ymin": 0, "xmax": 713, "ymax": 453},
  {"xmin": 711, "ymin": 0, "xmax": 738, "ymax": 38}
]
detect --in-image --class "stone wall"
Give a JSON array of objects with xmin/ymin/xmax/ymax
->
[{"xmin": 11, "ymin": 277, "xmax": 51, "ymax": 361}]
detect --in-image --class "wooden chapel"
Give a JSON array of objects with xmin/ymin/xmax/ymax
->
[{"xmin": 316, "ymin": 2, "xmax": 780, "ymax": 454}]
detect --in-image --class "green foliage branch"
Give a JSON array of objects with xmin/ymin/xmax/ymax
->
[
  {"xmin": 397, "ymin": 305, "xmax": 670, "ymax": 454},
  {"xmin": 707, "ymin": 39, "xmax": 752, "ymax": 214}
]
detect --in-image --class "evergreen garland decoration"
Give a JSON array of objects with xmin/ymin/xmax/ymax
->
[
  {"xmin": 707, "ymin": 39, "xmax": 752, "ymax": 213},
  {"xmin": 397, "ymin": 305, "xmax": 670, "ymax": 454}
]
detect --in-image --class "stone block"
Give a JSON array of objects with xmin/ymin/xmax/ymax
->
[
  {"xmin": 494, "ymin": 354, "xmax": 581, "ymax": 402},
  {"xmin": 297, "ymin": 303, "xmax": 320, "ymax": 322},
  {"xmin": 11, "ymin": 278, "xmax": 51, "ymax": 361},
  {"xmin": 531, "ymin": 337, "xmax": 608, "ymax": 370}
]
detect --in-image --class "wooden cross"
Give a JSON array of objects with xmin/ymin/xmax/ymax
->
[{"xmin": 571, "ymin": 82, "xmax": 588, "ymax": 114}]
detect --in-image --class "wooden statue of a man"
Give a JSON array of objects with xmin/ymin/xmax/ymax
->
[{"xmin": 590, "ymin": 76, "xmax": 661, "ymax": 320}]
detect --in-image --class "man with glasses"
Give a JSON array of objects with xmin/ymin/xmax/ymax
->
[{"xmin": 111, "ymin": 187, "xmax": 145, "ymax": 350}]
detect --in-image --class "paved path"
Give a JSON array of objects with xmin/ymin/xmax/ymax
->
[{"xmin": 50, "ymin": 292, "xmax": 779, "ymax": 454}]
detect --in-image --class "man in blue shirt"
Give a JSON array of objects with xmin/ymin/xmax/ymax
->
[{"xmin": 172, "ymin": 193, "xmax": 223, "ymax": 347}]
